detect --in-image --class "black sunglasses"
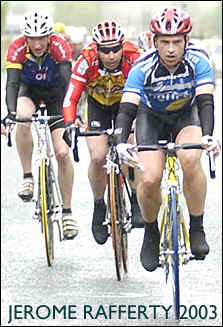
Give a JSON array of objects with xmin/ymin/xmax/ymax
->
[{"xmin": 99, "ymin": 44, "xmax": 122, "ymax": 54}]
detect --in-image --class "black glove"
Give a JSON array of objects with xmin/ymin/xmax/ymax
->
[
  {"xmin": 62, "ymin": 122, "xmax": 80, "ymax": 162},
  {"xmin": 63, "ymin": 121, "xmax": 74, "ymax": 147},
  {"xmin": 76, "ymin": 114, "xmax": 84, "ymax": 124},
  {"xmin": 1, "ymin": 112, "xmax": 16, "ymax": 127}
]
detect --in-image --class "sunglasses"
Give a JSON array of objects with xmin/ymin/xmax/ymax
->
[{"xmin": 99, "ymin": 44, "xmax": 122, "ymax": 54}]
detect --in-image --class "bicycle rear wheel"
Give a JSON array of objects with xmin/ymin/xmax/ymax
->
[
  {"xmin": 40, "ymin": 159, "xmax": 54, "ymax": 266},
  {"xmin": 109, "ymin": 166, "xmax": 128, "ymax": 280},
  {"xmin": 170, "ymin": 187, "xmax": 180, "ymax": 320}
]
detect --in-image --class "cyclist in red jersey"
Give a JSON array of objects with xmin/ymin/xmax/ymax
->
[
  {"xmin": 4, "ymin": 10, "xmax": 78, "ymax": 240},
  {"xmin": 62, "ymin": 20, "xmax": 144, "ymax": 245}
]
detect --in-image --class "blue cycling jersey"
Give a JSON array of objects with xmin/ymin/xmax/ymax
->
[
  {"xmin": 124, "ymin": 42, "xmax": 214, "ymax": 113},
  {"xmin": 21, "ymin": 53, "xmax": 59, "ymax": 87}
]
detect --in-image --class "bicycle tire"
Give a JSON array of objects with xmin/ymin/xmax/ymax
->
[
  {"xmin": 120, "ymin": 174, "xmax": 128, "ymax": 274},
  {"xmin": 170, "ymin": 187, "xmax": 180, "ymax": 320},
  {"xmin": 46, "ymin": 162, "xmax": 55, "ymax": 258},
  {"xmin": 109, "ymin": 167, "xmax": 127, "ymax": 280},
  {"xmin": 40, "ymin": 159, "xmax": 54, "ymax": 266}
]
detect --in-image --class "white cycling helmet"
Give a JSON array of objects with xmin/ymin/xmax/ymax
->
[
  {"xmin": 22, "ymin": 11, "xmax": 54, "ymax": 37},
  {"xmin": 92, "ymin": 20, "xmax": 125, "ymax": 45}
]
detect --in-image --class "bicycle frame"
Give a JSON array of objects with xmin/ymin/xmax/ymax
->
[
  {"xmin": 76, "ymin": 125, "xmax": 132, "ymax": 280},
  {"xmin": 138, "ymin": 140, "xmax": 216, "ymax": 320},
  {"xmin": 104, "ymin": 134, "xmax": 132, "ymax": 235},
  {"xmin": 9, "ymin": 104, "xmax": 64, "ymax": 266},
  {"xmin": 32, "ymin": 109, "xmax": 63, "ymax": 232},
  {"xmin": 159, "ymin": 153, "xmax": 191, "ymax": 273}
]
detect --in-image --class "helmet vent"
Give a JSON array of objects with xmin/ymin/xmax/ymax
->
[{"xmin": 166, "ymin": 21, "xmax": 171, "ymax": 31}]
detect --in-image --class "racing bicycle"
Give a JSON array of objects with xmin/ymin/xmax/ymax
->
[
  {"xmin": 138, "ymin": 140, "xmax": 216, "ymax": 319},
  {"xmin": 73, "ymin": 122, "xmax": 133, "ymax": 281},
  {"xmin": 6, "ymin": 102, "xmax": 64, "ymax": 266}
]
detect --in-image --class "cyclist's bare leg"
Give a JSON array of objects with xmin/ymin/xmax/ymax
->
[
  {"xmin": 86, "ymin": 134, "xmax": 108, "ymax": 244},
  {"xmin": 176, "ymin": 126, "xmax": 206, "ymax": 216},
  {"xmin": 15, "ymin": 97, "xmax": 35, "ymax": 174},
  {"xmin": 176, "ymin": 125, "xmax": 209, "ymax": 257},
  {"xmin": 51, "ymin": 128, "xmax": 74, "ymax": 209},
  {"xmin": 86, "ymin": 135, "xmax": 108, "ymax": 200},
  {"xmin": 137, "ymin": 150, "xmax": 165, "ymax": 223}
]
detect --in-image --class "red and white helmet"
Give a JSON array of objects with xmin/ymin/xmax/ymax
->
[
  {"xmin": 92, "ymin": 20, "xmax": 125, "ymax": 45},
  {"xmin": 150, "ymin": 8, "xmax": 192, "ymax": 35}
]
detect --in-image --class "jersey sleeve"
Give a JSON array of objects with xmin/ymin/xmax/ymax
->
[
  {"xmin": 123, "ymin": 65, "xmax": 145, "ymax": 97},
  {"xmin": 49, "ymin": 34, "xmax": 72, "ymax": 62},
  {"xmin": 62, "ymin": 56, "xmax": 88, "ymax": 123},
  {"xmin": 192, "ymin": 53, "xmax": 214, "ymax": 88},
  {"xmin": 6, "ymin": 36, "xmax": 26, "ymax": 69}
]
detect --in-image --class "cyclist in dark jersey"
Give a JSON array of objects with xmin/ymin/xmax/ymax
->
[
  {"xmin": 115, "ymin": 8, "xmax": 220, "ymax": 271},
  {"xmin": 4, "ymin": 10, "xmax": 78, "ymax": 240}
]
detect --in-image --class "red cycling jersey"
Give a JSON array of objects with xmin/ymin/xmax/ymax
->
[{"xmin": 62, "ymin": 41, "xmax": 142, "ymax": 123}]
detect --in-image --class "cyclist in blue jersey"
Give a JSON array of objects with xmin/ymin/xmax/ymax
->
[
  {"xmin": 2, "ymin": 10, "xmax": 78, "ymax": 240},
  {"xmin": 115, "ymin": 8, "xmax": 220, "ymax": 272}
]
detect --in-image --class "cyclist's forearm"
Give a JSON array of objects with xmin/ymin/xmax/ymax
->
[
  {"xmin": 115, "ymin": 102, "xmax": 138, "ymax": 144},
  {"xmin": 56, "ymin": 61, "xmax": 72, "ymax": 99},
  {"xmin": 6, "ymin": 68, "xmax": 21, "ymax": 114},
  {"xmin": 62, "ymin": 79, "xmax": 85, "ymax": 123},
  {"xmin": 196, "ymin": 93, "xmax": 215, "ymax": 136}
]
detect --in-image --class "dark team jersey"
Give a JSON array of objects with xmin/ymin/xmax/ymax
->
[{"xmin": 6, "ymin": 33, "xmax": 72, "ymax": 87}]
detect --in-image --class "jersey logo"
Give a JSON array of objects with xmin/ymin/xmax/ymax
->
[
  {"xmin": 166, "ymin": 96, "xmax": 191, "ymax": 111},
  {"xmin": 77, "ymin": 59, "xmax": 89, "ymax": 75}
]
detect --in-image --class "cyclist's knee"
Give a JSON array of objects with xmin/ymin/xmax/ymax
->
[
  {"xmin": 90, "ymin": 153, "xmax": 106, "ymax": 167},
  {"xmin": 180, "ymin": 153, "xmax": 201, "ymax": 174},
  {"xmin": 140, "ymin": 172, "xmax": 162, "ymax": 191},
  {"xmin": 55, "ymin": 148, "xmax": 70, "ymax": 163}
]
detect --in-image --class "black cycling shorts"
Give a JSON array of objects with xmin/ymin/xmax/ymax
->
[
  {"xmin": 86, "ymin": 95, "xmax": 120, "ymax": 131},
  {"xmin": 136, "ymin": 102, "xmax": 201, "ymax": 145},
  {"xmin": 18, "ymin": 82, "xmax": 65, "ymax": 131}
]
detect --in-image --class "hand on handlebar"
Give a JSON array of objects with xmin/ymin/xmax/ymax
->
[
  {"xmin": 1, "ymin": 113, "xmax": 16, "ymax": 136},
  {"xmin": 63, "ymin": 121, "xmax": 76, "ymax": 147},
  {"xmin": 75, "ymin": 115, "xmax": 85, "ymax": 127},
  {"xmin": 63, "ymin": 122, "xmax": 80, "ymax": 162},
  {"xmin": 116, "ymin": 143, "xmax": 144, "ymax": 171},
  {"xmin": 201, "ymin": 135, "xmax": 221, "ymax": 157}
]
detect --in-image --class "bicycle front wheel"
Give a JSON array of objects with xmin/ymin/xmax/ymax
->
[
  {"xmin": 40, "ymin": 159, "xmax": 54, "ymax": 266},
  {"xmin": 109, "ymin": 166, "xmax": 128, "ymax": 281},
  {"xmin": 170, "ymin": 187, "xmax": 180, "ymax": 320}
]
